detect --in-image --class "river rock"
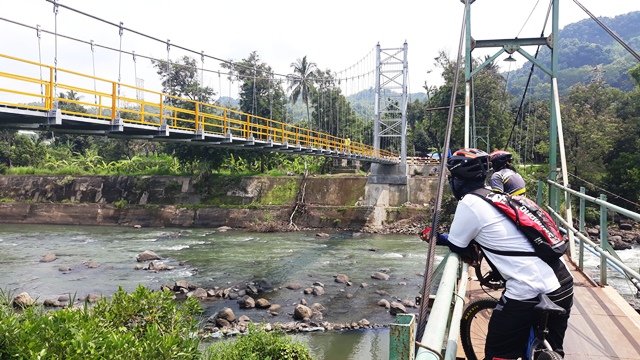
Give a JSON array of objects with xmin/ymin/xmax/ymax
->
[
  {"xmin": 286, "ymin": 282, "xmax": 302, "ymax": 290},
  {"xmin": 187, "ymin": 288, "xmax": 208, "ymax": 300},
  {"xmin": 304, "ymin": 288, "xmax": 313, "ymax": 295},
  {"xmin": 136, "ymin": 250, "xmax": 161, "ymax": 262},
  {"xmin": 401, "ymin": 299, "xmax": 417, "ymax": 308},
  {"xmin": 238, "ymin": 315, "xmax": 252, "ymax": 324},
  {"xmin": 84, "ymin": 293, "xmax": 101, "ymax": 303},
  {"xmin": 311, "ymin": 303, "xmax": 326, "ymax": 312},
  {"xmin": 58, "ymin": 265, "xmax": 72, "ymax": 272},
  {"xmin": 43, "ymin": 299, "xmax": 61, "ymax": 307},
  {"xmin": 378, "ymin": 299, "xmax": 391, "ymax": 309},
  {"xmin": 174, "ymin": 280, "xmax": 191, "ymax": 291},
  {"xmin": 268, "ymin": 304, "xmax": 281, "ymax": 313},
  {"xmin": 294, "ymin": 304, "xmax": 313, "ymax": 320},
  {"xmin": 238, "ymin": 295, "xmax": 255, "ymax": 309},
  {"xmin": 246, "ymin": 284, "xmax": 259, "ymax": 296},
  {"xmin": 147, "ymin": 261, "xmax": 172, "ymax": 271},
  {"xmin": 375, "ymin": 289, "xmax": 390, "ymax": 296},
  {"xmin": 84, "ymin": 260, "xmax": 100, "ymax": 269},
  {"xmin": 12, "ymin": 292, "xmax": 35, "ymax": 308},
  {"xmin": 255, "ymin": 298, "xmax": 270, "ymax": 309},
  {"xmin": 216, "ymin": 318, "xmax": 231, "ymax": 328},
  {"xmin": 389, "ymin": 301, "xmax": 407, "ymax": 315},
  {"xmin": 316, "ymin": 233, "xmax": 330, "ymax": 238},
  {"xmin": 371, "ymin": 272, "xmax": 390, "ymax": 280},
  {"xmin": 216, "ymin": 307, "xmax": 236, "ymax": 322},
  {"xmin": 358, "ymin": 319, "xmax": 370, "ymax": 327},
  {"xmin": 312, "ymin": 286, "xmax": 325, "ymax": 296},
  {"xmin": 40, "ymin": 252, "xmax": 57, "ymax": 263},
  {"xmin": 335, "ymin": 274, "xmax": 350, "ymax": 283}
]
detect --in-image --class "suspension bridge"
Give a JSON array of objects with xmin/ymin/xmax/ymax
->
[
  {"xmin": 0, "ymin": 0, "xmax": 412, "ymax": 168},
  {"xmin": 1, "ymin": 1, "xmax": 640, "ymax": 360}
]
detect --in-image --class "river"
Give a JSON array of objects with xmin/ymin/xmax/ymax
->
[{"xmin": 0, "ymin": 224, "xmax": 638, "ymax": 359}]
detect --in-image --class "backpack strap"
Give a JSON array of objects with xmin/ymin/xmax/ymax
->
[{"xmin": 468, "ymin": 188, "xmax": 538, "ymax": 258}]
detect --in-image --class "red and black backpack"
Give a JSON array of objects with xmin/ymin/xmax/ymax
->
[{"xmin": 470, "ymin": 188, "xmax": 568, "ymax": 264}]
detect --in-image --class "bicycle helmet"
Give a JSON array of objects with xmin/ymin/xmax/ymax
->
[
  {"xmin": 489, "ymin": 150, "xmax": 512, "ymax": 171},
  {"xmin": 447, "ymin": 148, "xmax": 490, "ymax": 179}
]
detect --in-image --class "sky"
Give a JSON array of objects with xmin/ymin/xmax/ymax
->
[{"xmin": 1, "ymin": 0, "xmax": 639, "ymax": 99}]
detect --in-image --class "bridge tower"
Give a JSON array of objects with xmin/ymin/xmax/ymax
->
[
  {"xmin": 463, "ymin": 0, "xmax": 574, "ymax": 256},
  {"xmin": 369, "ymin": 42, "xmax": 409, "ymax": 185},
  {"xmin": 364, "ymin": 43, "xmax": 410, "ymax": 223}
]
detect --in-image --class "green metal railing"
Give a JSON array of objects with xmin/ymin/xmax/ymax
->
[
  {"xmin": 389, "ymin": 252, "xmax": 467, "ymax": 360},
  {"xmin": 543, "ymin": 180, "xmax": 640, "ymax": 289}
]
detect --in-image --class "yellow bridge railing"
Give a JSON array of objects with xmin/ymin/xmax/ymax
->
[{"xmin": 0, "ymin": 53, "xmax": 398, "ymax": 161}]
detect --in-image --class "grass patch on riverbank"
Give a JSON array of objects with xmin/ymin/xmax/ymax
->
[
  {"xmin": 0, "ymin": 286, "xmax": 202, "ymax": 359},
  {"xmin": 204, "ymin": 324, "xmax": 312, "ymax": 360},
  {"xmin": 0, "ymin": 287, "xmax": 314, "ymax": 360}
]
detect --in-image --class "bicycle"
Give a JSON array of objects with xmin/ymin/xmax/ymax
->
[{"xmin": 459, "ymin": 247, "xmax": 566, "ymax": 360}]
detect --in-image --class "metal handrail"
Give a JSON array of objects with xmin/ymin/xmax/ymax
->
[
  {"xmin": 0, "ymin": 53, "xmax": 398, "ymax": 161},
  {"xmin": 546, "ymin": 180, "xmax": 640, "ymax": 288},
  {"xmin": 547, "ymin": 180, "xmax": 640, "ymax": 221}
]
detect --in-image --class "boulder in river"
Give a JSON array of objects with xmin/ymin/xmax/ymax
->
[
  {"xmin": 136, "ymin": 250, "xmax": 161, "ymax": 262},
  {"xmin": 40, "ymin": 252, "xmax": 56, "ymax": 263},
  {"xmin": 12, "ymin": 292, "xmax": 35, "ymax": 308}
]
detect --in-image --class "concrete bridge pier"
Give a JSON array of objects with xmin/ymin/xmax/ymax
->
[{"xmin": 365, "ymin": 162, "xmax": 409, "ymax": 226}]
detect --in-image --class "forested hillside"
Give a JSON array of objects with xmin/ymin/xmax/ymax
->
[{"xmin": 507, "ymin": 11, "xmax": 640, "ymax": 95}]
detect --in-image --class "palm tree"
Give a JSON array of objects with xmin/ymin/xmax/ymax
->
[{"xmin": 288, "ymin": 56, "xmax": 317, "ymax": 126}]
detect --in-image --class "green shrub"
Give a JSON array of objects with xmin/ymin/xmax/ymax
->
[
  {"xmin": 113, "ymin": 199, "xmax": 129, "ymax": 209},
  {"xmin": 204, "ymin": 324, "xmax": 312, "ymax": 360},
  {"xmin": 258, "ymin": 179, "xmax": 299, "ymax": 205},
  {"xmin": 0, "ymin": 286, "xmax": 202, "ymax": 360}
]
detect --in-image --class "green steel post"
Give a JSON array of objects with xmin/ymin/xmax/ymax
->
[
  {"xmin": 599, "ymin": 194, "xmax": 608, "ymax": 285},
  {"xmin": 390, "ymin": 314, "xmax": 416, "ymax": 360},
  {"xmin": 579, "ymin": 187, "xmax": 586, "ymax": 270},
  {"xmin": 464, "ymin": 0, "xmax": 472, "ymax": 147},
  {"xmin": 548, "ymin": 0, "xmax": 560, "ymax": 210},
  {"xmin": 537, "ymin": 180, "xmax": 544, "ymax": 205}
]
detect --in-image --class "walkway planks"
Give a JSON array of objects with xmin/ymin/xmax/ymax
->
[{"xmin": 458, "ymin": 258, "xmax": 640, "ymax": 359}]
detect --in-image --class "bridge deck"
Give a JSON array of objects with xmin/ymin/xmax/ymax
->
[{"xmin": 458, "ymin": 258, "xmax": 640, "ymax": 359}]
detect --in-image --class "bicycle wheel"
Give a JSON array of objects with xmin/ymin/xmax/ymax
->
[
  {"xmin": 535, "ymin": 349, "xmax": 563, "ymax": 360},
  {"xmin": 460, "ymin": 298, "xmax": 498, "ymax": 360}
]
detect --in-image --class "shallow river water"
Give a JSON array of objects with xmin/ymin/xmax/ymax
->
[{"xmin": 0, "ymin": 224, "xmax": 637, "ymax": 359}]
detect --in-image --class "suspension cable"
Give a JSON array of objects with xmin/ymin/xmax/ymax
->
[
  {"xmin": 90, "ymin": 40, "xmax": 97, "ymax": 103},
  {"xmin": 504, "ymin": 0, "xmax": 552, "ymax": 149},
  {"xmin": 417, "ymin": 0, "xmax": 469, "ymax": 342},
  {"xmin": 568, "ymin": 173, "xmax": 640, "ymax": 211},
  {"xmin": 36, "ymin": 25, "xmax": 44, "ymax": 96},
  {"xmin": 52, "ymin": 0, "xmax": 58, "ymax": 108},
  {"xmin": 117, "ymin": 22, "xmax": 124, "ymax": 115}
]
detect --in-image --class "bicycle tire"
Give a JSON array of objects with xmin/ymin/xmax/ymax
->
[
  {"xmin": 460, "ymin": 297, "xmax": 498, "ymax": 360},
  {"xmin": 535, "ymin": 349, "xmax": 563, "ymax": 360}
]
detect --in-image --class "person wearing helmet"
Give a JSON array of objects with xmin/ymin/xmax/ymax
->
[
  {"xmin": 489, "ymin": 150, "xmax": 526, "ymax": 195},
  {"xmin": 420, "ymin": 148, "xmax": 573, "ymax": 360}
]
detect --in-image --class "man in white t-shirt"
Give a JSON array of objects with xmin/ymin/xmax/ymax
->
[{"xmin": 421, "ymin": 148, "xmax": 573, "ymax": 360}]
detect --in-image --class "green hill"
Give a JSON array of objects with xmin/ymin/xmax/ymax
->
[{"xmin": 506, "ymin": 11, "xmax": 640, "ymax": 96}]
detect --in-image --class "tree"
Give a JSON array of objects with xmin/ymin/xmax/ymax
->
[
  {"xmin": 288, "ymin": 56, "xmax": 317, "ymax": 125},
  {"xmin": 221, "ymin": 51, "xmax": 287, "ymax": 121},
  {"xmin": 562, "ymin": 80, "xmax": 622, "ymax": 182},
  {"xmin": 630, "ymin": 63, "xmax": 640, "ymax": 87},
  {"xmin": 152, "ymin": 56, "xmax": 215, "ymax": 103}
]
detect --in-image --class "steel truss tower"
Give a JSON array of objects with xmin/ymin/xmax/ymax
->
[{"xmin": 374, "ymin": 42, "xmax": 408, "ymax": 167}]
